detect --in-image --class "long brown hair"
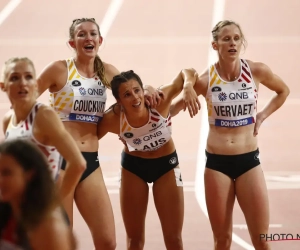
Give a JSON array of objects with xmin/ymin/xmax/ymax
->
[
  {"xmin": 69, "ymin": 18, "xmax": 110, "ymax": 89},
  {"xmin": 0, "ymin": 139, "xmax": 59, "ymax": 231},
  {"xmin": 107, "ymin": 70, "xmax": 144, "ymax": 114}
]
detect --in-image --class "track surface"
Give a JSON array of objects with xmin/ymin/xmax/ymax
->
[{"xmin": 0, "ymin": 0, "xmax": 299, "ymax": 249}]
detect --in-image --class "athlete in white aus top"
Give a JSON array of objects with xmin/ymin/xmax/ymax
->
[
  {"xmin": 97, "ymin": 69, "xmax": 199, "ymax": 250},
  {"xmin": 171, "ymin": 20, "xmax": 289, "ymax": 250}
]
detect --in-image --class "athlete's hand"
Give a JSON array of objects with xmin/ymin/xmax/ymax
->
[
  {"xmin": 253, "ymin": 112, "xmax": 266, "ymax": 136},
  {"xmin": 144, "ymin": 85, "xmax": 164, "ymax": 108},
  {"xmin": 182, "ymin": 83, "xmax": 201, "ymax": 118}
]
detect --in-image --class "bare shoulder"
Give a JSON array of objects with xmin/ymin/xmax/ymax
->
[
  {"xmin": 198, "ymin": 69, "xmax": 209, "ymax": 82},
  {"xmin": 2, "ymin": 109, "xmax": 13, "ymax": 134},
  {"xmin": 246, "ymin": 59, "xmax": 272, "ymax": 80},
  {"xmin": 38, "ymin": 60, "xmax": 68, "ymax": 94},
  {"xmin": 103, "ymin": 62, "xmax": 120, "ymax": 83},
  {"xmin": 103, "ymin": 104, "xmax": 120, "ymax": 132},
  {"xmin": 50, "ymin": 60, "xmax": 67, "ymax": 70},
  {"xmin": 3, "ymin": 109, "xmax": 13, "ymax": 123},
  {"xmin": 40, "ymin": 209, "xmax": 68, "ymax": 232},
  {"xmin": 39, "ymin": 60, "xmax": 67, "ymax": 77},
  {"xmin": 35, "ymin": 104, "xmax": 62, "ymax": 129},
  {"xmin": 36, "ymin": 104, "xmax": 57, "ymax": 119},
  {"xmin": 246, "ymin": 59, "xmax": 289, "ymax": 94},
  {"xmin": 103, "ymin": 62, "xmax": 119, "ymax": 74},
  {"xmin": 194, "ymin": 68, "xmax": 209, "ymax": 96},
  {"xmin": 97, "ymin": 104, "xmax": 120, "ymax": 139},
  {"xmin": 105, "ymin": 104, "xmax": 121, "ymax": 117},
  {"xmin": 30, "ymin": 209, "xmax": 74, "ymax": 250}
]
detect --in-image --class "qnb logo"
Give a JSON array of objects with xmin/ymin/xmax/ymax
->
[
  {"xmin": 133, "ymin": 138, "xmax": 142, "ymax": 145},
  {"xmin": 218, "ymin": 92, "xmax": 227, "ymax": 101},
  {"xmin": 79, "ymin": 87, "xmax": 86, "ymax": 96},
  {"xmin": 87, "ymin": 88, "xmax": 103, "ymax": 96},
  {"xmin": 229, "ymin": 92, "xmax": 248, "ymax": 100},
  {"xmin": 143, "ymin": 131, "xmax": 162, "ymax": 141},
  {"xmin": 169, "ymin": 157, "xmax": 177, "ymax": 165}
]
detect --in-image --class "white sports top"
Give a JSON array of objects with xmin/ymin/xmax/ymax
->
[
  {"xmin": 5, "ymin": 103, "xmax": 61, "ymax": 180},
  {"xmin": 119, "ymin": 109, "xmax": 172, "ymax": 152},
  {"xmin": 49, "ymin": 58, "xmax": 107, "ymax": 124},
  {"xmin": 206, "ymin": 59, "xmax": 258, "ymax": 127}
]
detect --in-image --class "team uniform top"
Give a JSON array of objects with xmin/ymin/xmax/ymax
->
[
  {"xmin": 5, "ymin": 103, "xmax": 61, "ymax": 181},
  {"xmin": 206, "ymin": 59, "xmax": 258, "ymax": 127},
  {"xmin": 49, "ymin": 58, "xmax": 107, "ymax": 124},
  {"xmin": 119, "ymin": 108, "xmax": 172, "ymax": 152}
]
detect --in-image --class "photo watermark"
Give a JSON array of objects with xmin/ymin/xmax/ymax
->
[{"xmin": 260, "ymin": 234, "xmax": 300, "ymax": 242}]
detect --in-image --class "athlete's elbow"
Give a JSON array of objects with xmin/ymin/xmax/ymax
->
[
  {"xmin": 76, "ymin": 159, "xmax": 87, "ymax": 174},
  {"xmin": 284, "ymin": 84, "xmax": 290, "ymax": 97},
  {"xmin": 277, "ymin": 84, "xmax": 290, "ymax": 99},
  {"xmin": 180, "ymin": 68, "xmax": 197, "ymax": 79},
  {"xmin": 80, "ymin": 160, "xmax": 87, "ymax": 172},
  {"xmin": 181, "ymin": 67, "xmax": 196, "ymax": 74}
]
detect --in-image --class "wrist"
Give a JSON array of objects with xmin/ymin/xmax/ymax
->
[
  {"xmin": 143, "ymin": 84, "xmax": 152, "ymax": 91},
  {"xmin": 257, "ymin": 111, "xmax": 268, "ymax": 121},
  {"xmin": 183, "ymin": 82, "xmax": 193, "ymax": 89}
]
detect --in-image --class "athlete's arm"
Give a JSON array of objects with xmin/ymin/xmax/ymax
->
[
  {"xmin": 143, "ymin": 84, "xmax": 164, "ymax": 109},
  {"xmin": 179, "ymin": 68, "xmax": 201, "ymax": 117},
  {"xmin": 170, "ymin": 70, "xmax": 209, "ymax": 118},
  {"xmin": 104, "ymin": 62, "xmax": 120, "ymax": 84},
  {"xmin": 249, "ymin": 61, "xmax": 290, "ymax": 136},
  {"xmin": 37, "ymin": 60, "xmax": 67, "ymax": 96},
  {"xmin": 35, "ymin": 106, "xmax": 86, "ymax": 198},
  {"xmin": 104, "ymin": 63, "xmax": 163, "ymax": 108},
  {"xmin": 30, "ymin": 213, "xmax": 76, "ymax": 250},
  {"xmin": 97, "ymin": 107, "xmax": 120, "ymax": 140},
  {"xmin": 159, "ymin": 68, "xmax": 199, "ymax": 115}
]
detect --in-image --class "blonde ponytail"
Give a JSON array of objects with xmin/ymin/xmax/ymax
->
[{"xmin": 94, "ymin": 55, "xmax": 110, "ymax": 89}]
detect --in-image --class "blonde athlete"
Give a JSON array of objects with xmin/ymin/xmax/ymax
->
[
  {"xmin": 37, "ymin": 18, "xmax": 162, "ymax": 249},
  {"xmin": 0, "ymin": 57, "xmax": 86, "ymax": 223},
  {"xmin": 171, "ymin": 20, "xmax": 289, "ymax": 250}
]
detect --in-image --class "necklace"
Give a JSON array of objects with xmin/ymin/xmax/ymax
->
[{"xmin": 216, "ymin": 61, "xmax": 240, "ymax": 81}]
